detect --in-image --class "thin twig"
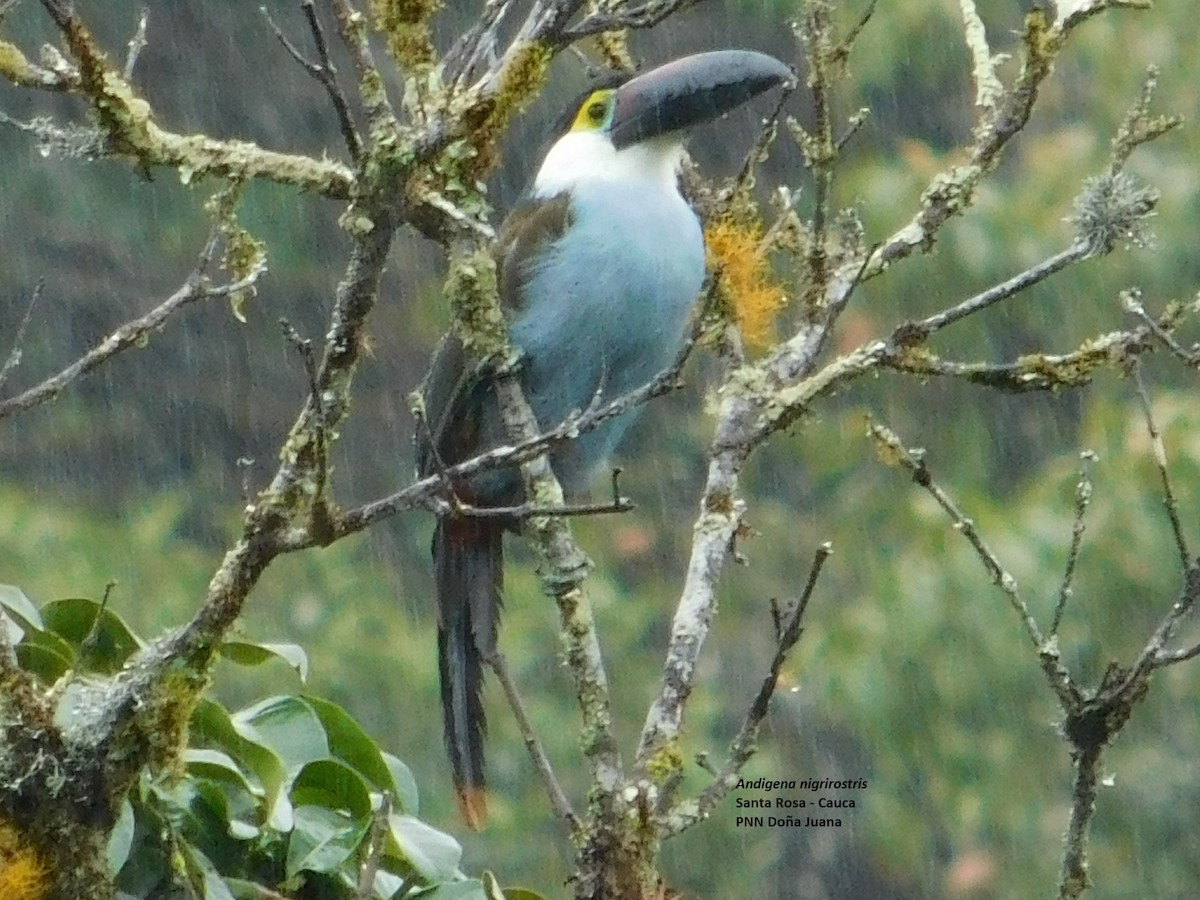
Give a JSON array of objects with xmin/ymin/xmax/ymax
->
[
  {"xmin": 730, "ymin": 86, "xmax": 792, "ymax": 199},
  {"xmin": 456, "ymin": 495, "xmax": 635, "ymax": 520},
  {"xmin": 663, "ymin": 543, "xmax": 830, "ymax": 836},
  {"xmin": 0, "ymin": 279, "xmax": 43, "ymax": 393},
  {"xmin": 1123, "ymin": 290, "xmax": 1199, "ymax": 366},
  {"xmin": 489, "ymin": 651, "xmax": 582, "ymax": 835},
  {"xmin": 76, "ymin": 580, "xmax": 117, "ymax": 668},
  {"xmin": 558, "ymin": 0, "xmax": 705, "ymax": 41},
  {"xmin": 1051, "ymin": 452, "xmax": 1095, "ymax": 636},
  {"xmin": 1058, "ymin": 745, "xmax": 1101, "ymax": 900},
  {"xmin": 355, "ymin": 794, "xmax": 391, "ymax": 898},
  {"xmin": 279, "ymin": 318, "xmax": 320, "ymax": 403},
  {"xmin": 833, "ymin": 0, "xmax": 879, "ymax": 64},
  {"xmin": 1138, "ymin": 561, "xmax": 1200, "ymax": 674},
  {"xmin": 0, "ymin": 234, "xmax": 266, "ymax": 422},
  {"xmin": 1131, "ymin": 361, "xmax": 1189, "ymax": 567},
  {"xmin": 261, "ymin": 2, "xmax": 362, "ymax": 163},
  {"xmin": 123, "ymin": 7, "xmax": 149, "ymax": 81},
  {"xmin": 1154, "ymin": 640, "xmax": 1200, "ymax": 666},
  {"xmin": 902, "ymin": 241, "xmax": 1091, "ymax": 339},
  {"xmin": 327, "ymin": 0, "xmax": 396, "ymax": 130},
  {"xmin": 867, "ymin": 419, "xmax": 1080, "ymax": 710}
]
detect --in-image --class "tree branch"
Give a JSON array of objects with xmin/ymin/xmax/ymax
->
[
  {"xmin": 0, "ymin": 236, "xmax": 266, "ymax": 422},
  {"xmin": 662, "ymin": 543, "xmax": 830, "ymax": 837}
]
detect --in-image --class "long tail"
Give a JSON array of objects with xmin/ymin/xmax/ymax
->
[{"xmin": 433, "ymin": 516, "xmax": 503, "ymax": 830}]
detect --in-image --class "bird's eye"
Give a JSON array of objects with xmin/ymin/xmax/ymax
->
[{"xmin": 570, "ymin": 90, "xmax": 614, "ymax": 132}]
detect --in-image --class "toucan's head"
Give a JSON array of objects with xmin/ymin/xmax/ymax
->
[{"xmin": 533, "ymin": 50, "xmax": 793, "ymax": 198}]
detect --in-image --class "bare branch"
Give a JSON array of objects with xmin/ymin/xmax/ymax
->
[
  {"xmin": 19, "ymin": 2, "xmax": 354, "ymax": 196},
  {"xmin": 860, "ymin": 3, "xmax": 1158, "ymax": 281},
  {"xmin": 123, "ymin": 6, "xmax": 149, "ymax": 80},
  {"xmin": 958, "ymin": 0, "xmax": 1006, "ymax": 114},
  {"xmin": 455, "ymin": 495, "xmax": 634, "ymax": 520},
  {"xmin": 489, "ymin": 651, "xmax": 582, "ymax": 835},
  {"xmin": 902, "ymin": 241, "xmax": 1092, "ymax": 340},
  {"xmin": 1154, "ymin": 640, "xmax": 1200, "ymax": 666},
  {"xmin": 1123, "ymin": 289, "xmax": 1200, "ymax": 367},
  {"xmin": 662, "ymin": 543, "xmax": 831, "ymax": 837},
  {"xmin": 0, "ymin": 39, "xmax": 80, "ymax": 90},
  {"xmin": 0, "ymin": 236, "xmax": 267, "ymax": 422},
  {"xmin": 261, "ymin": 2, "xmax": 362, "ymax": 163},
  {"xmin": 1141, "ymin": 563, "xmax": 1200, "ymax": 672},
  {"xmin": 1058, "ymin": 743, "xmax": 1102, "ymax": 900},
  {"xmin": 0, "ymin": 279, "xmax": 43, "ymax": 393},
  {"xmin": 1131, "ymin": 362, "xmax": 1190, "ymax": 568},
  {"xmin": 867, "ymin": 419, "xmax": 1079, "ymax": 710},
  {"xmin": 879, "ymin": 324, "xmax": 1154, "ymax": 393},
  {"xmin": 1051, "ymin": 452, "xmax": 1096, "ymax": 636},
  {"xmin": 636, "ymin": 427, "xmax": 749, "ymax": 769},
  {"xmin": 1108, "ymin": 66, "xmax": 1181, "ymax": 173},
  {"xmin": 560, "ymin": 0, "xmax": 707, "ymax": 42},
  {"xmin": 490, "ymin": 358, "xmax": 623, "ymax": 811}
]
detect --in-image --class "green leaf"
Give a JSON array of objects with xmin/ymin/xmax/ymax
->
[
  {"xmin": 41, "ymin": 597, "xmax": 143, "ymax": 671},
  {"xmin": 286, "ymin": 805, "xmax": 367, "ymax": 877},
  {"xmin": 223, "ymin": 878, "xmax": 286, "ymax": 899},
  {"xmin": 15, "ymin": 627, "xmax": 76, "ymax": 680},
  {"xmin": 481, "ymin": 871, "xmax": 507, "ymax": 900},
  {"xmin": 232, "ymin": 696, "xmax": 330, "ymax": 771},
  {"xmin": 191, "ymin": 699, "xmax": 287, "ymax": 831},
  {"xmin": 382, "ymin": 753, "xmax": 420, "ymax": 814},
  {"xmin": 414, "ymin": 881, "xmax": 489, "ymax": 899},
  {"xmin": 107, "ymin": 797, "xmax": 135, "ymax": 874},
  {"xmin": 290, "ymin": 758, "xmax": 372, "ymax": 819},
  {"xmin": 176, "ymin": 841, "xmax": 237, "ymax": 900},
  {"xmin": 304, "ymin": 694, "xmax": 397, "ymax": 793},
  {"xmin": 495, "ymin": 889, "xmax": 548, "ymax": 900},
  {"xmin": 387, "ymin": 814, "xmax": 462, "ymax": 882},
  {"xmin": 185, "ymin": 748, "xmax": 259, "ymax": 791},
  {"xmin": 369, "ymin": 870, "xmax": 406, "ymax": 899},
  {"xmin": 221, "ymin": 640, "xmax": 309, "ymax": 681},
  {"xmin": 0, "ymin": 584, "xmax": 44, "ymax": 630}
]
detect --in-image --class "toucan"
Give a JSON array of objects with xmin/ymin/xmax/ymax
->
[{"xmin": 416, "ymin": 49, "xmax": 792, "ymax": 828}]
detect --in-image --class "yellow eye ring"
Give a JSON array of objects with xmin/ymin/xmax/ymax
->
[{"xmin": 571, "ymin": 90, "xmax": 614, "ymax": 132}]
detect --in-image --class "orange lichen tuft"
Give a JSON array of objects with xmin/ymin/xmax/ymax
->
[
  {"xmin": 0, "ymin": 821, "xmax": 50, "ymax": 900},
  {"xmin": 705, "ymin": 217, "xmax": 786, "ymax": 348}
]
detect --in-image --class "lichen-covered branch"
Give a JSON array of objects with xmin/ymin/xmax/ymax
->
[
  {"xmin": 0, "ymin": 234, "xmax": 266, "ymax": 423},
  {"xmin": 6, "ymin": 3, "xmax": 356, "ymax": 195},
  {"xmin": 867, "ymin": 413, "xmax": 1200, "ymax": 900}
]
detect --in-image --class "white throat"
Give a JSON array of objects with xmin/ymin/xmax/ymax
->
[{"xmin": 532, "ymin": 132, "xmax": 686, "ymax": 199}]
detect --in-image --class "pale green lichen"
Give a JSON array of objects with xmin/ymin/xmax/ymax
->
[
  {"xmin": 445, "ymin": 247, "xmax": 508, "ymax": 358},
  {"xmin": 371, "ymin": 0, "xmax": 441, "ymax": 72},
  {"xmin": 0, "ymin": 40, "xmax": 42, "ymax": 87},
  {"xmin": 204, "ymin": 184, "xmax": 267, "ymax": 322}
]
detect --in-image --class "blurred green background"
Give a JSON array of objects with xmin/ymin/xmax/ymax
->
[{"xmin": 3, "ymin": 0, "xmax": 1200, "ymax": 896}]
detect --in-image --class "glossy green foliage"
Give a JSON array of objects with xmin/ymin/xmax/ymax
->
[{"xmin": 0, "ymin": 589, "xmax": 544, "ymax": 900}]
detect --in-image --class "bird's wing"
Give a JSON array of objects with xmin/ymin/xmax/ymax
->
[
  {"xmin": 416, "ymin": 193, "xmax": 573, "ymax": 475},
  {"xmin": 494, "ymin": 192, "xmax": 573, "ymax": 318}
]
